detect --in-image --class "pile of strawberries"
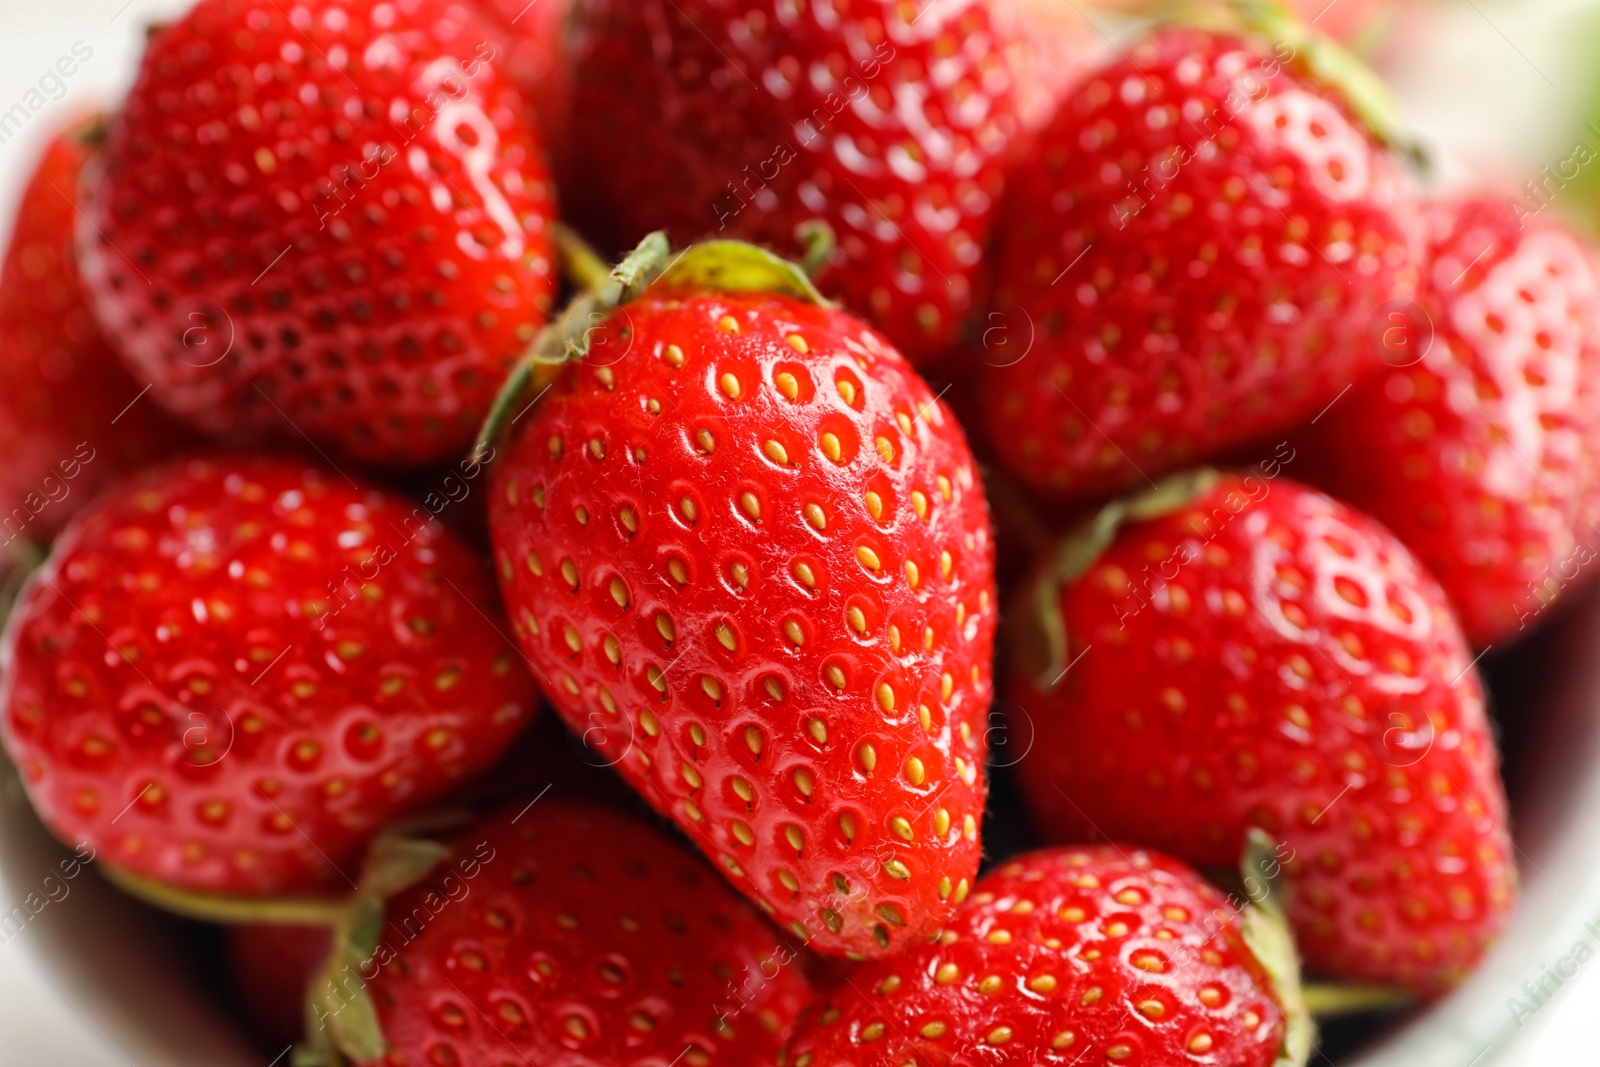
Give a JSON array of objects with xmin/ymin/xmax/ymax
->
[{"xmin": 0, "ymin": 0, "xmax": 1592, "ymax": 1064}]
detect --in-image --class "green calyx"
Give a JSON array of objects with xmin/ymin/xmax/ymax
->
[
  {"xmin": 471, "ymin": 232, "xmax": 833, "ymax": 465},
  {"xmin": 297, "ymin": 833, "xmax": 453, "ymax": 1067},
  {"xmin": 1025, "ymin": 469, "xmax": 1219, "ymax": 689},
  {"xmin": 1237, "ymin": 830, "xmax": 1315, "ymax": 1067},
  {"xmin": 1180, "ymin": 0, "xmax": 1425, "ymax": 165},
  {"xmin": 97, "ymin": 864, "xmax": 352, "ymax": 926}
]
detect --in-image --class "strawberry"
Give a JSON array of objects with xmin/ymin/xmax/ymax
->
[
  {"xmin": 77, "ymin": 0, "xmax": 559, "ymax": 469},
  {"xmin": 229, "ymin": 922, "xmax": 331, "ymax": 1045},
  {"xmin": 0, "ymin": 455, "xmax": 537, "ymax": 899},
  {"xmin": 1004, "ymin": 471, "xmax": 1516, "ymax": 994},
  {"xmin": 313, "ymin": 801, "xmax": 814, "ymax": 1066},
  {"xmin": 976, "ymin": 22, "xmax": 1419, "ymax": 500},
  {"xmin": 486, "ymin": 238, "xmax": 998, "ymax": 958},
  {"xmin": 0, "ymin": 117, "xmax": 189, "ymax": 549},
  {"xmin": 556, "ymin": 0, "xmax": 1031, "ymax": 363},
  {"xmin": 1301, "ymin": 197, "xmax": 1600, "ymax": 647},
  {"xmin": 477, "ymin": 0, "xmax": 576, "ymax": 150},
  {"xmin": 782, "ymin": 843, "xmax": 1307, "ymax": 1067}
]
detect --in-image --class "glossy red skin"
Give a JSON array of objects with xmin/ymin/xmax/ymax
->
[
  {"xmin": 77, "ymin": 0, "xmax": 558, "ymax": 469},
  {"xmin": 0, "ymin": 119, "xmax": 190, "ymax": 547},
  {"xmin": 783, "ymin": 845, "xmax": 1285, "ymax": 1067},
  {"xmin": 360, "ymin": 802, "xmax": 813, "ymax": 1067},
  {"xmin": 489, "ymin": 289, "xmax": 997, "ymax": 958},
  {"xmin": 229, "ymin": 922, "xmax": 331, "ymax": 1045},
  {"xmin": 0, "ymin": 456, "xmax": 537, "ymax": 895},
  {"xmin": 977, "ymin": 27, "xmax": 1419, "ymax": 500},
  {"xmin": 1007, "ymin": 475, "xmax": 1515, "ymax": 994},
  {"xmin": 1303, "ymin": 198, "xmax": 1600, "ymax": 647},
  {"xmin": 558, "ymin": 0, "xmax": 1026, "ymax": 363},
  {"xmin": 477, "ymin": 0, "xmax": 576, "ymax": 150}
]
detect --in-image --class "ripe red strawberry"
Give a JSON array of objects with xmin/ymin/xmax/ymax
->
[
  {"xmin": 0, "ymin": 455, "xmax": 537, "ymax": 898},
  {"xmin": 557, "ymin": 0, "xmax": 1031, "ymax": 363},
  {"xmin": 1301, "ymin": 197, "xmax": 1600, "ymax": 647},
  {"xmin": 322, "ymin": 802, "xmax": 813, "ymax": 1066},
  {"xmin": 0, "ymin": 117, "xmax": 189, "ymax": 548},
  {"xmin": 782, "ymin": 844, "xmax": 1301, "ymax": 1067},
  {"xmin": 488, "ymin": 240, "xmax": 998, "ymax": 958},
  {"xmin": 1005, "ymin": 472, "xmax": 1515, "ymax": 994},
  {"xmin": 977, "ymin": 24, "xmax": 1419, "ymax": 500},
  {"xmin": 78, "ymin": 0, "xmax": 558, "ymax": 469},
  {"xmin": 228, "ymin": 922, "xmax": 331, "ymax": 1044}
]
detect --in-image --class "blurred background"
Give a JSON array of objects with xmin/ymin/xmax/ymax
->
[{"xmin": 3, "ymin": 0, "xmax": 1600, "ymax": 1063}]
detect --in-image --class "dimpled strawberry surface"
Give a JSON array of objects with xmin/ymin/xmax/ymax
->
[
  {"xmin": 489, "ymin": 286, "xmax": 997, "ymax": 959},
  {"xmin": 0, "ymin": 456, "xmax": 536, "ymax": 895},
  {"xmin": 77, "ymin": 0, "xmax": 558, "ymax": 468}
]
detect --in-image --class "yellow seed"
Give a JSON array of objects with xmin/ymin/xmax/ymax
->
[
  {"xmin": 730, "ymin": 562, "xmax": 750, "ymax": 589},
  {"xmin": 794, "ymin": 562, "xmax": 816, "ymax": 589},
  {"xmin": 603, "ymin": 634, "xmax": 621, "ymax": 665},
  {"xmin": 719, "ymin": 372, "xmax": 741, "ymax": 398},
  {"xmin": 668, "ymin": 559, "xmax": 689, "ymax": 584},
  {"xmin": 656, "ymin": 614, "xmax": 675, "ymax": 642},
  {"xmin": 740, "ymin": 492, "xmax": 762, "ymax": 521},
  {"xmin": 820, "ymin": 432, "xmax": 842, "ymax": 462},
  {"xmin": 640, "ymin": 710, "xmax": 660, "ymax": 737},
  {"xmin": 912, "ymin": 490, "xmax": 929, "ymax": 519},
  {"xmin": 609, "ymin": 577, "xmax": 630, "ymax": 609},
  {"xmin": 897, "ymin": 411, "xmax": 913, "ymax": 434},
  {"xmin": 731, "ymin": 776, "xmax": 754, "ymax": 803},
  {"xmin": 764, "ymin": 676, "xmax": 786, "ymax": 702},
  {"xmin": 1029, "ymin": 975, "xmax": 1058, "ymax": 994},
  {"xmin": 776, "ymin": 372, "xmax": 799, "ymax": 399},
  {"xmin": 934, "ymin": 808, "xmax": 951, "ymax": 835},
  {"xmin": 935, "ymin": 963, "xmax": 960, "ymax": 984},
  {"xmin": 860, "ymin": 1022, "xmax": 884, "ymax": 1042},
  {"xmin": 563, "ymin": 625, "xmax": 581, "ymax": 653},
  {"xmin": 904, "ymin": 756, "xmax": 925, "ymax": 785},
  {"xmin": 779, "ymin": 869, "xmax": 800, "ymax": 892},
  {"xmin": 680, "ymin": 497, "xmax": 698, "ymax": 523},
  {"xmin": 839, "ymin": 813, "xmax": 857, "ymax": 842},
  {"xmin": 716, "ymin": 623, "xmax": 736, "ymax": 650},
  {"xmin": 696, "ymin": 429, "xmax": 715, "ymax": 453},
  {"xmin": 620, "ymin": 506, "xmax": 637, "ymax": 533},
  {"xmin": 731, "ymin": 820, "xmax": 755, "ymax": 846},
  {"xmin": 808, "ymin": 718, "xmax": 828, "ymax": 744},
  {"xmin": 825, "ymin": 664, "xmax": 846, "ymax": 690},
  {"xmin": 836, "ymin": 378, "xmax": 857, "ymax": 404},
  {"xmin": 876, "ymin": 684, "xmax": 895, "ymax": 713},
  {"xmin": 785, "ymin": 825, "xmax": 805, "ymax": 852},
  {"xmin": 783, "ymin": 619, "xmax": 805, "ymax": 646},
  {"xmin": 664, "ymin": 344, "xmax": 685, "ymax": 366},
  {"xmin": 719, "ymin": 315, "xmax": 740, "ymax": 333},
  {"xmin": 744, "ymin": 726, "xmax": 764, "ymax": 756},
  {"xmin": 681, "ymin": 763, "xmax": 703, "ymax": 790},
  {"xmin": 805, "ymin": 504, "xmax": 826, "ymax": 530},
  {"xmin": 940, "ymin": 550, "xmax": 953, "ymax": 578},
  {"xmin": 857, "ymin": 545, "xmax": 881, "ymax": 571},
  {"xmin": 588, "ymin": 437, "xmax": 604, "ymax": 460},
  {"xmin": 792, "ymin": 768, "xmax": 814, "ymax": 797},
  {"xmin": 891, "ymin": 816, "xmax": 913, "ymax": 841},
  {"xmin": 701, "ymin": 675, "xmax": 724, "ymax": 701},
  {"xmin": 787, "ymin": 334, "xmax": 809, "ymax": 353},
  {"xmin": 847, "ymin": 606, "xmax": 867, "ymax": 634},
  {"xmin": 647, "ymin": 665, "xmax": 666, "ymax": 693},
  {"xmin": 987, "ymin": 1027, "xmax": 1014, "ymax": 1045},
  {"xmin": 905, "ymin": 560, "xmax": 920, "ymax": 588},
  {"xmin": 763, "ymin": 440, "xmax": 789, "ymax": 465},
  {"xmin": 875, "ymin": 436, "xmax": 895, "ymax": 463},
  {"xmin": 938, "ymin": 474, "xmax": 953, "ymax": 501},
  {"xmin": 884, "ymin": 859, "xmax": 911, "ymax": 881},
  {"xmin": 920, "ymin": 1022, "xmax": 947, "ymax": 1039},
  {"xmin": 888, "ymin": 625, "xmax": 902, "ymax": 652},
  {"xmin": 561, "ymin": 558, "xmax": 579, "ymax": 590},
  {"xmin": 858, "ymin": 743, "xmax": 877, "ymax": 773},
  {"xmin": 865, "ymin": 491, "xmax": 883, "ymax": 522}
]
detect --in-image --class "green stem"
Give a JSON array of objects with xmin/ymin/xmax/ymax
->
[
  {"xmin": 551, "ymin": 222, "xmax": 612, "ymax": 292},
  {"xmin": 1301, "ymin": 982, "xmax": 1413, "ymax": 1017},
  {"xmin": 99, "ymin": 863, "xmax": 350, "ymax": 926}
]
